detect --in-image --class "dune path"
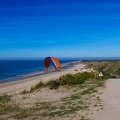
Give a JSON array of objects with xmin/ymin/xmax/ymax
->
[{"xmin": 91, "ymin": 79, "xmax": 120, "ymax": 120}]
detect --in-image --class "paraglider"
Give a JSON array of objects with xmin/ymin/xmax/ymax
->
[{"xmin": 44, "ymin": 57, "xmax": 61, "ymax": 72}]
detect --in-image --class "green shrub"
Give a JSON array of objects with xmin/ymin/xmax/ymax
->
[
  {"xmin": 109, "ymin": 74, "xmax": 117, "ymax": 78},
  {"xmin": 46, "ymin": 72, "xmax": 97, "ymax": 89},
  {"xmin": 29, "ymin": 82, "xmax": 45, "ymax": 93},
  {"xmin": 27, "ymin": 72, "xmax": 102, "ymax": 90},
  {"xmin": 64, "ymin": 74, "xmax": 75, "ymax": 85},
  {"xmin": 58, "ymin": 76, "xmax": 67, "ymax": 85},
  {"xmin": 47, "ymin": 80, "xmax": 60, "ymax": 89},
  {"xmin": 87, "ymin": 61, "xmax": 120, "ymax": 78},
  {"xmin": 0, "ymin": 95, "xmax": 11, "ymax": 103},
  {"xmin": 58, "ymin": 73, "xmax": 86, "ymax": 85}
]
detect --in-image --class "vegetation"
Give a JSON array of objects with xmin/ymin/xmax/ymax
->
[
  {"xmin": 0, "ymin": 94, "xmax": 11, "ymax": 103},
  {"xmin": 29, "ymin": 82, "xmax": 45, "ymax": 93},
  {"xmin": 46, "ymin": 72, "xmax": 105, "ymax": 90},
  {"xmin": 0, "ymin": 94, "xmax": 20, "ymax": 117},
  {"xmin": 20, "ymin": 72, "xmax": 105, "ymax": 93},
  {"xmin": 39, "ymin": 78, "xmax": 104, "ymax": 119},
  {"xmin": 0, "ymin": 70, "xmax": 105, "ymax": 120},
  {"xmin": 86, "ymin": 61, "xmax": 120, "ymax": 78}
]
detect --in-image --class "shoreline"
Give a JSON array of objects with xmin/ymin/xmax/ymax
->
[
  {"xmin": 0, "ymin": 62, "xmax": 85, "ymax": 95},
  {"xmin": 0, "ymin": 61, "xmax": 78, "ymax": 84}
]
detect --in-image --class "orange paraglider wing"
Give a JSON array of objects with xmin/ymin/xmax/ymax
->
[{"xmin": 44, "ymin": 57, "xmax": 61, "ymax": 71}]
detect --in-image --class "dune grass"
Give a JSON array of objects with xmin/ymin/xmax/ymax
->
[
  {"xmin": 0, "ymin": 94, "xmax": 11, "ymax": 103},
  {"xmin": 0, "ymin": 71, "xmax": 106, "ymax": 120},
  {"xmin": 86, "ymin": 61, "xmax": 120, "ymax": 78},
  {"xmin": 29, "ymin": 82, "xmax": 45, "ymax": 93},
  {"xmin": 20, "ymin": 72, "xmax": 93, "ymax": 93},
  {"xmin": 21, "ymin": 71, "xmax": 105, "ymax": 93}
]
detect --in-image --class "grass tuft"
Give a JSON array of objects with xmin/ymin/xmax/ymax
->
[
  {"xmin": 0, "ymin": 94, "xmax": 11, "ymax": 103},
  {"xmin": 46, "ymin": 72, "xmax": 99, "ymax": 89},
  {"xmin": 29, "ymin": 82, "xmax": 45, "ymax": 93}
]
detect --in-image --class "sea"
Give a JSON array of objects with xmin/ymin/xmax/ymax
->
[{"xmin": 0, "ymin": 57, "xmax": 120, "ymax": 84}]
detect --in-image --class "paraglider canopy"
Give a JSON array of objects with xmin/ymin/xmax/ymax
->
[{"xmin": 44, "ymin": 57, "xmax": 61, "ymax": 72}]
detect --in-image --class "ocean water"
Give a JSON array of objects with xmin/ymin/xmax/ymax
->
[{"xmin": 0, "ymin": 59, "xmax": 79, "ymax": 83}]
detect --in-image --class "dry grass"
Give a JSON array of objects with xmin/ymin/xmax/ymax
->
[{"xmin": 86, "ymin": 61, "xmax": 120, "ymax": 78}]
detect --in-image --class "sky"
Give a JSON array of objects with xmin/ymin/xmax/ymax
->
[{"xmin": 0, "ymin": 0, "xmax": 120, "ymax": 59}]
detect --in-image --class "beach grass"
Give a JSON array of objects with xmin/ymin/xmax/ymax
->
[
  {"xmin": 29, "ymin": 82, "xmax": 45, "ymax": 93},
  {"xmin": 26, "ymin": 72, "xmax": 102, "ymax": 93},
  {"xmin": 0, "ymin": 94, "xmax": 11, "ymax": 103},
  {"xmin": 86, "ymin": 61, "xmax": 120, "ymax": 78}
]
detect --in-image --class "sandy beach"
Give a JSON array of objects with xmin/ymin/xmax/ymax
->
[{"xmin": 0, "ymin": 63, "xmax": 85, "ymax": 95}]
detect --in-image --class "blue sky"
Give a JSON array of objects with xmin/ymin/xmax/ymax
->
[{"xmin": 0, "ymin": 0, "xmax": 120, "ymax": 59}]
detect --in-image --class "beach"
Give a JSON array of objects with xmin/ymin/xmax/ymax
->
[{"xmin": 0, "ymin": 62, "xmax": 85, "ymax": 95}]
